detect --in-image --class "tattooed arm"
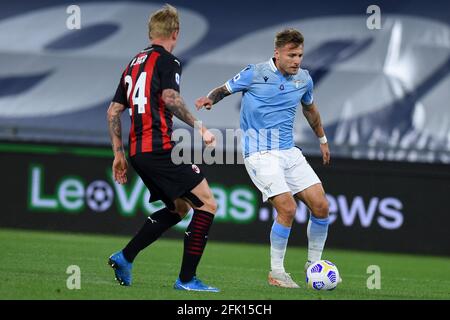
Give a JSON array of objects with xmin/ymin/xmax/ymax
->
[
  {"xmin": 207, "ymin": 85, "xmax": 232, "ymax": 105},
  {"xmin": 195, "ymin": 85, "xmax": 231, "ymax": 110},
  {"xmin": 302, "ymin": 102, "xmax": 331, "ymax": 165},
  {"xmin": 107, "ymin": 102, "xmax": 126, "ymax": 155},
  {"xmin": 107, "ymin": 102, "xmax": 128, "ymax": 184},
  {"xmin": 162, "ymin": 89, "xmax": 199, "ymax": 128},
  {"xmin": 162, "ymin": 89, "xmax": 216, "ymax": 146}
]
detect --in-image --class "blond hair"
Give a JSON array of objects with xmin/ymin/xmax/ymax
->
[
  {"xmin": 275, "ymin": 28, "xmax": 304, "ymax": 48},
  {"xmin": 148, "ymin": 4, "xmax": 179, "ymax": 40}
]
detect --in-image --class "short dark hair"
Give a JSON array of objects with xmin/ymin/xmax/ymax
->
[{"xmin": 274, "ymin": 29, "xmax": 304, "ymax": 48}]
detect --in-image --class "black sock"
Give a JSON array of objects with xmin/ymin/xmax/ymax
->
[
  {"xmin": 179, "ymin": 210, "xmax": 214, "ymax": 283},
  {"xmin": 122, "ymin": 207, "xmax": 182, "ymax": 263}
]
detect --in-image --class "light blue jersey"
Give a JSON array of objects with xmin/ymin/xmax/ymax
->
[{"xmin": 226, "ymin": 58, "xmax": 314, "ymax": 157}]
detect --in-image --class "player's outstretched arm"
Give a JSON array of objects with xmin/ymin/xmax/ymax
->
[
  {"xmin": 302, "ymin": 102, "xmax": 331, "ymax": 165},
  {"xmin": 107, "ymin": 101, "xmax": 128, "ymax": 184},
  {"xmin": 162, "ymin": 88, "xmax": 216, "ymax": 147},
  {"xmin": 162, "ymin": 88, "xmax": 199, "ymax": 127},
  {"xmin": 195, "ymin": 85, "xmax": 231, "ymax": 110}
]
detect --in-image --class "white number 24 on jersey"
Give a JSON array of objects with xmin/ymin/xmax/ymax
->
[{"xmin": 124, "ymin": 72, "xmax": 147, "ymax": 114}]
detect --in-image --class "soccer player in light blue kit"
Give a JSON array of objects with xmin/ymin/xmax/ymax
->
[{"xmin": 196, "ymin": 29, "xmax": 335, "ymax": 288}]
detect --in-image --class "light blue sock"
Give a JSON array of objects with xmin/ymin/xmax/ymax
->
[
  {"xmin": 270, "ymin": 220, "xmax": 291, "ymax": 272},
  {"xmin": 307, "ymin": 215, "xmax": 329, "ymax": 262}
]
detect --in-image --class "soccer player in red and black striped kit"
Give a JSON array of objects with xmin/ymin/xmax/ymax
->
[{"xmin": 107, "ymin": 4, "xmax": 219, "ymax": 292}]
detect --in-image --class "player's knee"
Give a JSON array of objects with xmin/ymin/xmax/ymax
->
[
  {"xmin": 279, "ymin": 202, "xmax": 297, "ymax": 219},
  {"xmin": 313, "ymin": 199, "xmax": 329, "ymax": 219},
  {"xmin": 203, "ymin": 197, "xmax": 217, "ymax": 213}
]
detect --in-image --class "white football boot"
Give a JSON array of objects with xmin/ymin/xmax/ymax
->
[{"xmin": 268, "ymin": 270, "xmax": 300, "ymax": 288}]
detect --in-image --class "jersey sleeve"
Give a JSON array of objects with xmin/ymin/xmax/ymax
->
[
  {"xmin": 112, "ymin": 75, "xmax": 128, "ymax": 106},
  {"xmin": 225, "ymin": 64, "xmax": 254, "ymax": 93},
  {"xmin": 301, "ymin": 71, "xmax": 314, "ymax": 106},
  {"xmin": 159, "ymin": 55, "xmax": 182, "ymax": 92}
]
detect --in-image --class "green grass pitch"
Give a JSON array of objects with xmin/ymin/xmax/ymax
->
[{"xmin": 1, "ymin": 228, "xmax": 449, "ymax": 300}]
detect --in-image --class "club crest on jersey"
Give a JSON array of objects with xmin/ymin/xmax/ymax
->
[
  {"xmin": 192, "ymin": 164, "xmax": 200, "ymax": 174},
  {"xmin": 294, "ymin": 80, "xmax": 303, "ymax": 89}
]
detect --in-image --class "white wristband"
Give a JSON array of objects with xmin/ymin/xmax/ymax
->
[{"xmin": 319, "ymin": 135, "xmax": 328, "ymax": 144}]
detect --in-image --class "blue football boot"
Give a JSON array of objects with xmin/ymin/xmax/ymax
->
[
  {"xmin": 174, "ymin": 277, "xmax": 220, "ymax": 292},
  {"xmin": 108, "ymin": 251, "xmax": 132, "ymax": 286}
]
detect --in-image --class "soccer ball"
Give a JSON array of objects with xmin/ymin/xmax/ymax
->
[{"xmin": 306, "ymin": 260, "xmax": 340, "ymax": 290}]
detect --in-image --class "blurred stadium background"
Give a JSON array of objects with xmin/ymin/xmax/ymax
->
[{"xmin": 0, "ymin": 0, "xmax": 449, "ymax": 299}]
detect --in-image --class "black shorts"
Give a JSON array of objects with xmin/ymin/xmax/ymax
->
[{"xmin": 130, "ymin": 150, "xmax": 205, "ymax": 211}]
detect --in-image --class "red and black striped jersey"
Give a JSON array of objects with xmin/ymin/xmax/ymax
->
[{"xmin": 112, "ymin": 45, "xmax": 181, "ymax": 156}]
